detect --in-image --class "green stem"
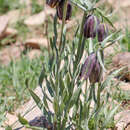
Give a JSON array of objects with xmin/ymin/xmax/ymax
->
[
  {"xmin": 59, "ymin": 0, "xmax": 68, "ymax": 51},
  {"xmin": 84, "ymin": 80, "xmax": 88, "ymax": 100},
  {"xmin": 73, "ymin": 12, "xmax": 86, "ymax": 73},
  {"xmin": 97, "ymin": 49, "xmax": 104, "ymax": 109},
  {"xmin": 97, "ymin": 83, "xmax": 101, "ymax": 109},
  {"xmin": 76, "ymin": 12, "xmax": 86, "ymax": 64},
  {"xmin": 127, "ymin": 29, "xmax": 130, "ymax": 52},
  {"xmin": 128, "ymin": 42, "xmax": 130, "ymax": 52},
  {"xmin": 56, "ymin": 1, "xmax": 68, "ymax": 129},
  {"xmin": 45, "ymin": 19, "xmax": 50, "ymax": 56}
]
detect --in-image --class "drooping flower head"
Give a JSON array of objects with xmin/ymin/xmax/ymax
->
[
  {"xmin": 56, "ymin": 1, "xmax": 72, "ymax": 20},
  {"xmin": 97, "ymin": 23, "xmax": 108, "ymax": 42},
  {"xmin": 84, "ymin": 15, "xmax": 100, "ymax": 38},
  {"xmin": 46, "ymin": 0, "xmax": 62, "ymax": 8},
  {"xmin": 79, "ymin": 53, "xmax": 101, "ymax": 84}
]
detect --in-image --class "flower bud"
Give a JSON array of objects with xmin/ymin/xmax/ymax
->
[
  {"xmin": 97, "ymin": 23, "xmax": 108, "ymax": 42},
  {"xmin": 46, "ymin": 0, "xmax": 62, "ymax": 8},
  {"xmin": 84, "ymin": 15, "xmax": 100, "ymax": 38},
  {"xmin": 89, "ymin": 57, "xmax": 101, "ymax": 83},
  {"xmin": 56, "ymin": 2, "xmax": 72, "ymax": 20},
  {"xmin": 79, "ymin": 53, "xmax": 101, "ymax": 84}
]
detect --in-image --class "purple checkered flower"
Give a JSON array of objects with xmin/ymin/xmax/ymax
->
[
  {"xmin": 56, "ymin": 2, "xmax": 72, "ymax": 20},
  {"xmin": 97, "ymin": 23, "xmax": 108, "ymax": 42},
  {"xmin": 46, "ymin": 0, "xmax": 62, "ymax": 8},
  {"xmin": 84, "ymin": 15, "xmax": 100, "ymax": 38},
  {"xmin": 79, "ymin": 53, "xmax": 101, "ymax": 84}
]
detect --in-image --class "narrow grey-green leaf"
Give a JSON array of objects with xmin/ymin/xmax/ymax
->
[
  {"xmin": 114, "ymin": 34, "xmax": 124, "ymax": 42},
  {"xmin": 101, "ymin": 31, "xmax": 118, "ymax": 47},
  {"xmin": 59, "ymin": 74, "xmax": 65, "ymax": 94},
  {"xmin": 69, "ymin": 87, "xmax": 81, "ymax": 109},
  {"xmin": 54, "ymin": 14, "xmax": 57, "ymax": 39},
  {"xmin": 39, "ymin": 65, "xmax": 45, "ymax": 88},
  {"xmin": 50, "ymin": 38, "xmax": 54, "ymax": 51},
  {"xmin": 26, "ymin": 125, "xmax": 47, "ymax": 130},
  {"xmin": 89, "ymin": 38, "xmax": 93, "ymax": 54},
  {"xmin": 61, "ymin": 26, "xmax": 67, "ymax": 53},
  {"xmin": 18, "ymin": 114, "xmax": 29, "ymax": 125},
  {"xmin": 65, "ymin": 73, "xmax": 71, "ymax": 94},
  {"xmin": 97, "ymin": 50, "xmax": 106, "ymax": 72},
  {"xmin": 103, "ymin": 34, "xmax": 124, "ymax": 49},
  {"xmin": 63, "ymin": 88, "xmax": 69, "ymax": 104},
  {"xmin": 53, "ymin": 97, "xmax": 59, "ymax": 114},
  {"xmin": 101, "ymin": 67, "xmax": 126, "ymax": 91},
  {"xmin": 45, "ymin": 79, "xmax": 54, "ymax": 97},
  {"xmin": 28, "ymin": 89, "xmax": 42, "ymax": 109},
  {"xmin": 43, "ymin": 94, "xmax": 49, "ymax": 110},
  {"xmin": 70, "ymin": 0, "xmax": 86, "ymax": 11},
  {"xmin": 96, "ymin": 8, "xmax": 115, "ymax": 29},
  {"xmin": 103, "ymin": 105, "xmax": 120, "ymax": 128}
]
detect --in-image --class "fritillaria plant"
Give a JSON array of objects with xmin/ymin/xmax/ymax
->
[{"xmin": 16, "ymin": 0, "xmax": 124, "ymax": 130}]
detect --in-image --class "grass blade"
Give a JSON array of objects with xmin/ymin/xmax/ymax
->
[
  {"xmin": 18, "ymin": 114, "xmax": 29, "ymax": 125},
  {"xmin": 97, "ymin": 50, "xmax": 106, "ymax": 72},
  {"xmin": 96, "ymin": 8, "xmax": 116, "ymax": 29},
  {"xmin": 28, "ymin": 89, "xmax": 43, "ymax": 109}
]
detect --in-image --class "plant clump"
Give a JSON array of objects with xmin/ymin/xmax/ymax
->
[{"xmin": 16, "ymin": 0, "xmax": 124, "ymax": 130}]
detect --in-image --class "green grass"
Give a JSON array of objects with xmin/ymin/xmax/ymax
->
[
  {"xmin": 31, "ymin": 0, "xmax": 44, "ymax": 14},
  {"xmin": 119, "ymin": 28, "xmax": 130, "ymax": 52},
  {"xmin": 0, "ymin": 53, "xmax": 44, "ymax": 113},
  {"xmin": 0, "ymin": 0, "xmax": 20, "ymax": 14},
  {"xmin": 14, "ymin": 18, "xmax": 30, "ymax": 41}
]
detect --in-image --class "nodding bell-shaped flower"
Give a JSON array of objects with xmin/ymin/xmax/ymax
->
[
  {"xmin": 46, "ymin": 0, "xmax": 62, "ymax": 8},
  {"xmin": 79, "ymin": 53, "xmax": 101, "ymax": 84},
  {"xmin": 56, "ymin": 2, "xmax": 72, "ymax": 20},
  {"xmin": 97, "ymin": 23, "xmax": 108, "ymax": 42},
  {"xmin": 84, "ymin": 15, "xmax": 100, "ymax": 38}
]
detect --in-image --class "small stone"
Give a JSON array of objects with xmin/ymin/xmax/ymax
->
[
  {"xmin": 0, "ymin": 48, "xmax": 11, "ymax": 65},
  {"xmin": 112, "ymin": 52, "xmax": 130, "ymax": 81},
  {"xmin": 115, "ymin": 110, "xmax": 130, "ymax": 130},
  {"xmin": 10, "ymin": 46, "xmax": 23, "ymax": 59},
  {"xmin": 4, "ymin": 113, "xmax": 18, "ymax": 126},
  {"xmin": 125, "ymin": 125, "xmax": 130, "ymax": 130},
  {"xmin": 0, "ymin": 28, "xmax": 18, "ymax": 40},
  {"xmin": 24, "ymin": 11, "xmax": 46, "ymax": 26},
  {"xmin": 119, "ymin": 82, "xmax": 130, "ymax": 91},
  {"xmin": 19, "ymin": 0, "xmax": 31, "ymax": 6},
  {"xmin": 4, "ymin": 28, "xmax": 18, "ymax": 37},
  {"xmin": 44, "ymin": 5, "xmax": 56, "ymax": 16},
  {"xmin": 104, "ymin": 46, "xmax": 115, "ymax": 57},
  {"xmin": 108, "ymin": 0, "xmax": 130, "ymax": 8},
  {"xmin": 24, "ymin": 38, "xmax": 48, "ymax": 49},
  {"xmin": 0, "ymin": 15, "xmax": 9, "ymax": 38},
  {"xmin": 0, "ymin": 45, "xmax": 24, "ymax": 66},
  {"xmin": 7, "ymin": 10, "xmax": 20, "ymax": 24},
  {"xmin": 27, "ymin": 49, "xmax": 42, "ymax": 60}
]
